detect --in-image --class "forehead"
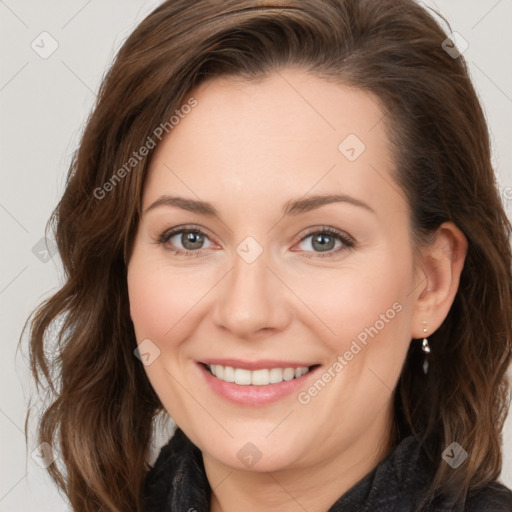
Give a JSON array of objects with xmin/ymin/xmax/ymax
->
[{"xmin": 143, "ymin": 69, "xmax": 405, "ymax": 218}]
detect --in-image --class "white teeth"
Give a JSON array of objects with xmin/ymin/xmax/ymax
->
[
  {"xmin": 223, "ymin": 365, "xmax": 235, "ymax": 382},
  {"xmin": 251, "ymin": 369, "xmax": 269, "ymax": 385},
  {"xmin": 283, "ymin": 368, "xmax": 295, "ymax": 381},
  {"xmin": 269, "ymin": 368, "xmax": 283, "ymax": 384},
  {"xmin": 234, "ymin": 368, "xmax": 252, "ymax": 385},
  {"xmin": 206, "ymin": 364, "xmax": 311, "ymax": 385}
]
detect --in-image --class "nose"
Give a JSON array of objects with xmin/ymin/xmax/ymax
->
[{"xmin": 211, "ymin": 244, "xmax": 292, "ymax": 340}]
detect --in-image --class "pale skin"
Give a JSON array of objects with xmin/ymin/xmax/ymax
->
[{"xmin": 127, "ymin": 68, "xmax": 468, "ymax": 512}]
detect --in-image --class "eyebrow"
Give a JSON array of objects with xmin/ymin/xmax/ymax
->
[{"xmin": 144, "ymin": 193, "xmax": 375, "ymax": 217}]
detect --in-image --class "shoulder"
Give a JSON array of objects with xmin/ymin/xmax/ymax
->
[
  {"xmin": 463, "ymin": 481, "xmax": 512, "ymax": 511},
  {"xmin": 401, "ymin": 437, "xmax": 512, "ymax": 512}
]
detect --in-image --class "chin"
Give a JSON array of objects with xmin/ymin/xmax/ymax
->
[{"xmin": 205, "ymin": 437, "xmax": 304, "ymax": 473}]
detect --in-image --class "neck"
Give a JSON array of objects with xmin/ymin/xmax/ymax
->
[{"xmin": 205, "ymin": 403, "xmax": 395, "ymax": 512}]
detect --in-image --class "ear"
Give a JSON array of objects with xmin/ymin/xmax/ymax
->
[{"xmin": 410, "ymin": 221, "xmax": 468, "ymax": 339}]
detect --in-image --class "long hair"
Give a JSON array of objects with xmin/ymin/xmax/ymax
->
[{"xmin": 24, "ymin": 0, "xmax": 512, "ymax": 510}]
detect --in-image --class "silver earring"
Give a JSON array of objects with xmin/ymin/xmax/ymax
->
[{"xmin": 422, "ymin": 323, "xmax": 430, "ymax": 374}]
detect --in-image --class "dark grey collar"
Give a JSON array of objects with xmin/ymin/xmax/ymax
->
[{"xmin": 142, "ymin": 427, "xmax": 512, "ymax": 512}]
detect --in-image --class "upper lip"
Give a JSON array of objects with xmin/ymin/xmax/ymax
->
[{"xmin": 199, "ymin": 358, "xmax": 318, "ymax": 370}]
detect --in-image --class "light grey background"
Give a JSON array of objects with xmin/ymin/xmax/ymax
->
[{"xmin": 1, "ymin": 1, "xmax": 511, "ymax": 510}]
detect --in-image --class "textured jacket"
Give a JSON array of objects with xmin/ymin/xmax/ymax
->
[{"xmin": 143, "ymin": 427, "xmax": 512, "ymax": 511}]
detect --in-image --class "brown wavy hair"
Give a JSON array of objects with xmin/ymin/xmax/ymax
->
[{"xmin": 24, "ymin": 0, "xmax": 512, "ymax": 510}]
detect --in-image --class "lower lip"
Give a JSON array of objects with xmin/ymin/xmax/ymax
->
[{"xmin": 197, "ymin": 363, "xmax": 320, "ymax": 406}]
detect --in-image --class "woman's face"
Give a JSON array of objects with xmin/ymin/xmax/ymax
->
[{"xmin": 127, "ymin": 69, "xmax": 424, "ymax": 473}]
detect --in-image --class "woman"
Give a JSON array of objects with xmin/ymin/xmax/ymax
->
[{"xmin": 25, "ymin": 0, "xmax": 512, "ymax": 510}]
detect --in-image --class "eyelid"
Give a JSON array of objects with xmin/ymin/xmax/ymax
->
[
  {"xmin": 297, "ymin": 225, "xmax": 354, "ymax": 245},
  {"xmin": 158, "ymin": 224, "xmax": 216, "ymax": 248},
  {"xmin": 157, "ymin": 224, "xmax": 355, "ymax": 257}
]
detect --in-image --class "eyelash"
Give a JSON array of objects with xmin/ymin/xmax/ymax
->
[{"xmin": 157, "ymin": 225, "xmax": 355, "ymax": 259}]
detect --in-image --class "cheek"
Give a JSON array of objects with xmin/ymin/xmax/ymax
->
[
  {"xmin": 294, "ymin": 258, "xmax": 410, "ymax": 344},
  {"xmin": 127, "ymin": 254, "xmax": 218, "ymax": 345},
  {"xmin": 128, "ymin": 269, "xmax": 185, "ymax": 341},
  {"xmin": 128, "ymin": 269, "xmax": 173, "ymax": 341},
  {"xmin": 334, "ymin": 255, "xmax": 414, "ymax": 385},
  {"xmin": 127, "ymin": 258, "xmax": 197, "ymax": 404}
]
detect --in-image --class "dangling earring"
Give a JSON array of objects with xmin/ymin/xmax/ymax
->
[{"xmin": 421, "ymin": 322, "xmax": 430, "ymax": 374}]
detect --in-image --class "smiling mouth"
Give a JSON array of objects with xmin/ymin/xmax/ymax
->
[{"xmin": 202, "ymin": 363, "xmax": 320, "ymax": 386}]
